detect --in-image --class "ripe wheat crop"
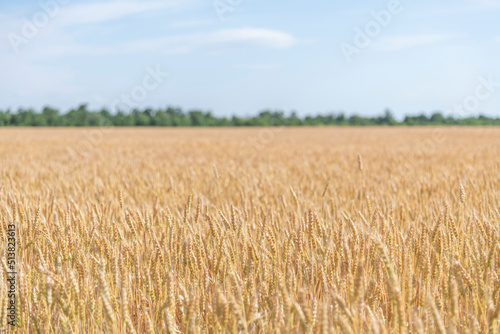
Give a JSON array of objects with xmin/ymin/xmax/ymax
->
[{"xmin": 0, "ymin": 127, "xmax": 499, "ymax": 333}]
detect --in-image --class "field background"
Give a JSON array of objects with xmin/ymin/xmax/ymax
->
[{"xmin": 0, "ymin": 128, "xmax": 499, "ymax": 333}]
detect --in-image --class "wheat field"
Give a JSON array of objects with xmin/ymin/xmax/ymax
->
[{"xmin": 0, "ymin": 127, "xmax": 499, "ymax": 333}]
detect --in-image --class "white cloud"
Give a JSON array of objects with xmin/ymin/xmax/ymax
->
[
  {"xmin": 58, "ymin": 0, "xmax": 185, "ymax": 26},
  {"xmin": 209, "ymin": 28, "xmax": 296, "ymax": 49},
  {"xmin": 0, "ymin": 0, "xmax": 188, "ymax": 54},
  {"xmin": 376, "ymin": 34, "xmax": 455, "ymax": 51},
  {"xmin": 125, "ymin": 28, "xmax": 298, "ymax": 54},
  {"xmin": 35, "ymin": 28, "xmax": 298, "ymax": 57}
]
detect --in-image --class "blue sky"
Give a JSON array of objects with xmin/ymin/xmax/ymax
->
[{"xmin": 1, "ymin": 0, "xmax": 500, "ymax": 118}]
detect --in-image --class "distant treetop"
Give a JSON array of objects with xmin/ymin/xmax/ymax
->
[{"xmin": 0, "ymin": 105, "xmax": 499, "ymax": 126}]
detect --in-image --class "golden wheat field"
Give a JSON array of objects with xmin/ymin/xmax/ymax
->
[{"xmin": 0, "ymin": 127, "xmax": 499, "ymax": 333}]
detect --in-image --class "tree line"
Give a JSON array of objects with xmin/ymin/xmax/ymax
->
[{"xmin": 1, "ymin": 105, "xmax": 500, "ymax": 126}]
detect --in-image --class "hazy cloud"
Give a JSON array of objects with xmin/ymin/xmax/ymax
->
[
  {"xmin": 36, "ymin": 28, "xmax": 298, "ymax": 57},
  {"xmin": 58, "ymin": 0, "xmax": 185, "ymax": 26}
]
